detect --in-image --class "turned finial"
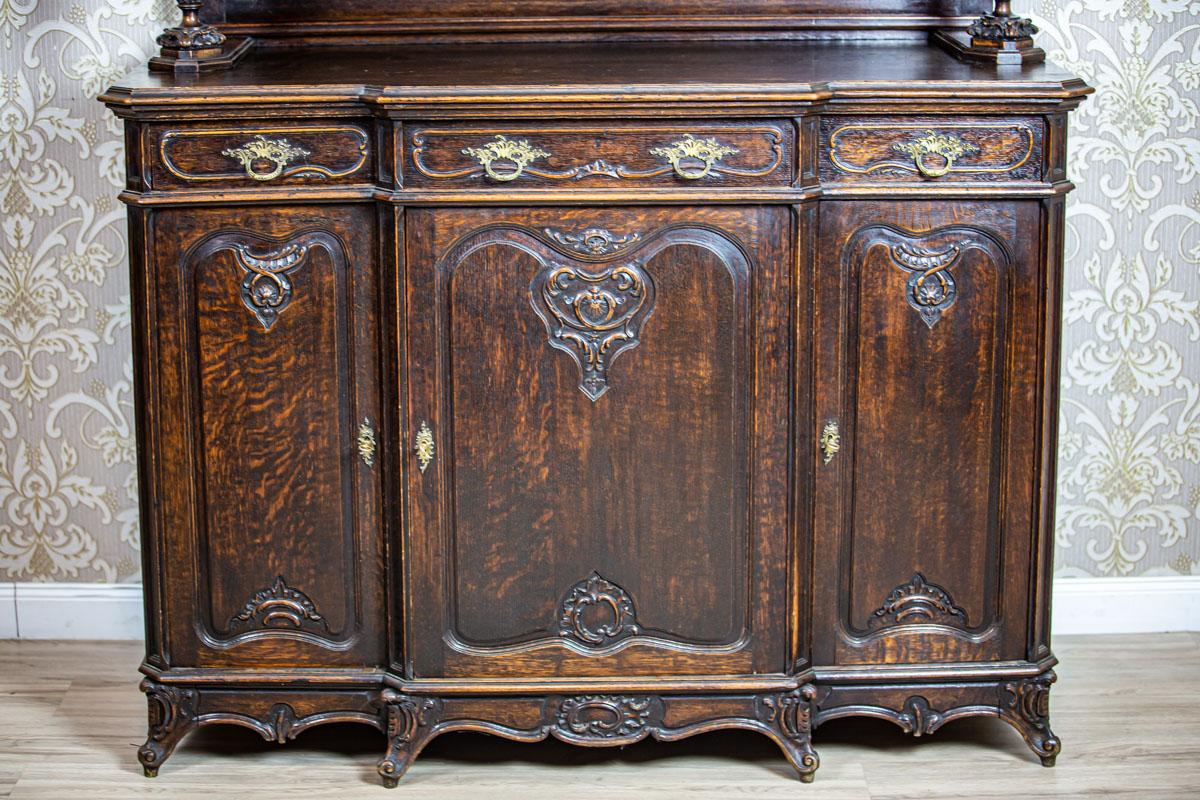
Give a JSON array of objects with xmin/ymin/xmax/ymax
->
[
  {"xmin": 967, "ymin": 0, "xmax": 1039, "ymax": 50},
  {"xmin": 933, "ymin": 0, "xmax": 1045, "ymax": 65},
  {"xmin": 150, "ymin": 0, "xmax": 249, "ymax": 73},
  {"xmin": 157, "ymin": 1, "xmax": 225, "ymax": 58}
]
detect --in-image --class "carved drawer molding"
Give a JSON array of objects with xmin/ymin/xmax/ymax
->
[
  {"xmin": 820, "ymin": 118, "xmax": 1043, "ymax": 183},
  {"xmin": 155, "ymin": 124, "xmax": 370, "ymax": 188},
  {"xmin": 407, "ymin": 123, "xmax": 791, "ymax": 187}
]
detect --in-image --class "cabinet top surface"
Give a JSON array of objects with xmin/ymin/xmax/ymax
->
[{"xmin": 102, "ymin": 40, "xmax": 1089, "ymax": 108}]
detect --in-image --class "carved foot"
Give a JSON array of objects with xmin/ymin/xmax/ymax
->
[
  {"xmin": 137, "ymin": 678, "xmax": 198, "ymax": 778},
  {"xmin": 999, "ymin": 670, "xmax": 1062, "ymax": 766},
  {"xmin": 377, "ymin": 690, "xmax": 440, "ymax": 788},
  {"xmin": 759, "ymin": 685, "xmax": 820, "ymax": 783}
]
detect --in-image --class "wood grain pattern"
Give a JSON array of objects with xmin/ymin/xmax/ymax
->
[
  {"xmin": 401, "ymin": 206, "xmax": 791, "ymax": 680},
  {"xmin": 146, "ymin": 205, "xmax": 385, "ymax": 669},
  {"xmin": 812, "ymin": 201, "xmax": 1045, "ymax": 668}
]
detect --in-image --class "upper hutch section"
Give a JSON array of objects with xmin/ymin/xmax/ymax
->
[{"xmin": 201, "ymin": 0, "xmax": 992, "ymax": 40}]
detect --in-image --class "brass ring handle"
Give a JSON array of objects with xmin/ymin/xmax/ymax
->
[
  {"xmin": 673, "ymin": 158, "xmax": 717, "ymax": 180},
  {"xmin": 222, "ymin": 135, "xmax": 310, "ymax": 183},
  {"xmin": 912, "ymin": 152, "xmax": 955, "ymax": 179},
  {"xmin": 483, "ymin": 159, "xmax": 524, "ymax": 183},
  {"xmin": 650, "ymin": 134, "xmax": 739, "ymax": 181},
  {"xmin": 462, "ymin": 135, "xmax": 550, "ymax": 183},
  {"xmin": 892, "ymin": 131, "xmax": 979, "ymax": 181},
  {"xmin": 245, "ymin": 159, "xmax": 285, "ymax": 182}
]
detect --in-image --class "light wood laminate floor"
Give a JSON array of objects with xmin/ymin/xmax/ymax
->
[{"xmin": 1, "ymin": 634, "xmax": 1197, "ymax": 798}]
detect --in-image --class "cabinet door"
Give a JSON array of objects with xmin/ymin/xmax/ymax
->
[
  {"xmin": 147, "ymin": 205, "xmax": 384, "ymax": 668},
  {"xmin": 812, "ymin": 201, "xmax": 1045, "ymax": 666},
  {"xmin": 402, "ymin": 207, "xmax": 791, "ymax": 678}
]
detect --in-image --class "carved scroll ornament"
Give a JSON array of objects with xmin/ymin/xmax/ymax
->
[
  {"xmin": 530, "ymin": 260, "xmax": 656, "ymax": 401},
  {"xmin": 558, "ymin": 572, "xmax": 641, "ymax": 647}
]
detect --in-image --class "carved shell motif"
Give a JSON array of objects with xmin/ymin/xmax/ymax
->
[
  {"xmin": 867, "ymin": 572, "xmax": 967, "ymax": 631},
  {"xmin": 228, "ymin": 576, "xmax": 329, "ymax": 633}
]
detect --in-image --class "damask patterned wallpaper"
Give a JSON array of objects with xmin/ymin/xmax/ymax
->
[{"xmin": 1, "ymin": 1, "xmax": 1197, "ymax": 582}]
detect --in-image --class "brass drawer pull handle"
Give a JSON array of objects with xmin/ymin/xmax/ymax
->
[
  {"xmin": 221, "ymin": 135, "xmax": 311, "ymax": 181},
  {"xmin": 651, "ymin": 134, "xmax": 738, "ymax": 180},
  {"xmin": 415, "ymin": 420, "xmax": 435, "ymax": 473},
  {"xmin": 820, "ymin": 421, "xmax": 841, "ymax": 465},
  {"xmin": 357, "ymin": 419, "xmax": 377, "ymax": 467},
  {"xmin": 892, "ymin": 131, "xmax": 979, "ymax": 179},
  {"xmin": 462, "ymin": 135, "xmax": 550, "ymax": 182}
]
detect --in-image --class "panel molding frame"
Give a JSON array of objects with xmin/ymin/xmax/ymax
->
[
  {"xmin": 175, "ymin": 226, "xmax": 366, "ymax": 654},
  {"xmin": 826, "ymin": 219, "xmax": 1019, "ymax": 658}
]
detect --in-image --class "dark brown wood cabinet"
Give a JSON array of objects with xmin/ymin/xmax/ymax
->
[{"xmin": 104, "ymin": 0, "xmax": 1089, "ymax": 786}]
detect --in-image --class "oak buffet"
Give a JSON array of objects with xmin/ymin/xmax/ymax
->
[{"xmin": 100, "ymin": 0, "xmax": 1092, "ymax": 786}]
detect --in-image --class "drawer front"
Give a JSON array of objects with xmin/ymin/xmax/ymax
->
[
  {"xmin": 405, "ymin": 122, "xmax": 793, "ymax": 188},
  {"xmin": 151, "ymin": 123, "xmax": 372, "ymax": 189},
  {"xmin": 820, "ymin": 117, "xmax": 1044, "ymax": 184}
]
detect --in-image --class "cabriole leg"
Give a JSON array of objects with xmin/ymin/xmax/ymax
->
[
  {"xmin": 377, "ymin": 690, "xmax": 441, "ymax": 788},
  {"xmin": 759, "ymin": 685, "xmax": 820, "ymax": 782},
  {"xmin": 999, "ymin": 670, "xmax": 1062, "ymax": 767},
  {"xmin": 137, "ymin": 678, "xmax": 198, "ymax": 777}
]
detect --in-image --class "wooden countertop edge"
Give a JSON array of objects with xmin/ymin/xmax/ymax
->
[{"xmin": 98, "ymin": 79, "xmax": 1094, "ymax": 109}]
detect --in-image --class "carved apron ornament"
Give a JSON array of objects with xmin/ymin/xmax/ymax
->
[{"xmin": 530, "ymin": 260, "xmax": 656, "ymax": 401}]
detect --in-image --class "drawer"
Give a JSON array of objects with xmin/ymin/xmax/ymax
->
[
  {"xmin": 405, "ymin": 122, "xmax": 793, "ymax": 188},
  {"xmin": 820, "ymin": 117, "xmax": 1044, "ymax": 183},
  {"xmin": 150, "ymin": 123, "xmax": 372, "ymax": 189}
]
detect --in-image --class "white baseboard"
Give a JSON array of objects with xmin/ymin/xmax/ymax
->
[
  {"xmin": 0, "ymin": 583, "xmax": 15, "ymax": 638},
  {"xmin": 5, "ymin": 582, "xmax": 143, "ymax": 639},
  {"xmin": 1, "ymin": 577, "xmax": 1197, "ymax": 640},
  {"xmin": 1050, "ymin": 576, "xmax": 1200, "ymax": 635}
]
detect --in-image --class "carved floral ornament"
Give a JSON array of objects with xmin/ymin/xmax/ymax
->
[
  {"xmin": 544, "ymin": 227, "xmax": 641, "ymax": 256},
  {"xmin": 554, "ymin": 695, "xmax": 656, "ymax": 743},
  {"xmin": 887, "ymin": 242, "xmax": 964, "ymax": 328},
  {"xmin": 231, "ymin": 240, "xmax": 310, "ymax": 331}
]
